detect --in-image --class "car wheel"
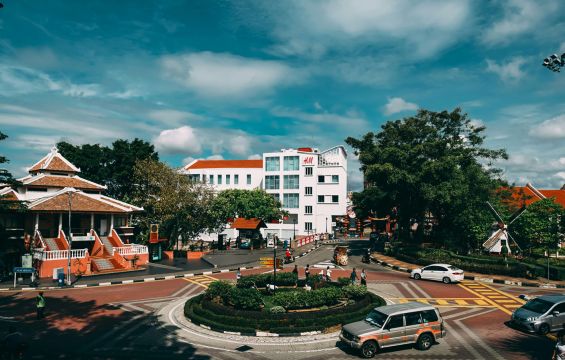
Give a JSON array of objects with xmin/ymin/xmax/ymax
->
[
  {"xmin": 442, "ymin": 277, "xmax": 451, "ymax": 284},
  {"xmin": 538, "ymin": 323, "xmax": 550, "ymax": 335},
  {"xmin": 413, "ymin": 273, "xmax": 421, "ymax": 280},
  {"xmin": 417, "ymin": 333, "xmax": 434, "ymax": 351},
  {"xmin": 361, "ymin": 340, "xmax": 378, "ymax": 358}
]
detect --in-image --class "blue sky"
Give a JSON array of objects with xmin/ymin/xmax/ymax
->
[{"xmin": 0, "ymin": 0, "xmax": 564, "ymax": 191}]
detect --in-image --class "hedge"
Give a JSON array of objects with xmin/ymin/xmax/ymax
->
[
  {"xmin": 237, "ymin": 272, "xmax": 297, "ymax": 288},
  {"xmin": 184, "ymin": 293, "xmax": 385, "ymax": 333}
]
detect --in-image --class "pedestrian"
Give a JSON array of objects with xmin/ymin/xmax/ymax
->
[
  {"xmin": 36, "ymin": 291, "xmax": 46, "ymax": 320},
  {"xmin": 350, "ymin": 267, "xmax": 359, "ymax": 285},
  {"xmin": 360, "ymin": 268, "xmax": 367, "ymax": 286},
  {"xmin": 292, "ymin": 265, "xmax": 298, "ymax": 285},
  {"xmin": 325, "ymin": 266, "xmax": 332, "ymax": 282},
  {"xmin": 285, "ymin": 248, "xmax": 292, "ymax": 263},
  {"xmin": 305, "ymin": 264, "xmax": 310, "ymax": 281},
  {"xmin": 236, "ymin": 267, "xmax": 241, "ymax": 282},
  {"xmin": 553, "ymin": 330, "xmax": 565, "ymax": 360}
]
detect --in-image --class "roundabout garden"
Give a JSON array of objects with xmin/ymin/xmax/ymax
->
[{"xmin": 184, "ymin": 272, "xmax": 385, "ymax": 335}]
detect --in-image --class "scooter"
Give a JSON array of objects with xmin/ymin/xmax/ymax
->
[{"xmin": 361, "ymin": 249, "xmax": 371, "ymax": 264}]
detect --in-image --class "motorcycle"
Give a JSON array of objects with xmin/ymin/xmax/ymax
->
[{"xmin": 361, "ymin": 249, "xmax": 371, "ymax": 264}]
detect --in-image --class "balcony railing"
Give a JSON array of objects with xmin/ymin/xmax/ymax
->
[
  {"xmin": 35, "ymin": 248, "xmax": 88, "ymax": 261},
  {"xmin": 113, "ymin": 245, "xmax": 148, "ymax": 256}
]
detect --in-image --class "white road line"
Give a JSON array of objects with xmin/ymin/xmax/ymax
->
[
  {"xmin": 455, "ymin": 315, "xmax": 504, "ymax": 360},
  {"xmin": 399, "ymin": 282, "xmax": 420, "ymax": 299}
]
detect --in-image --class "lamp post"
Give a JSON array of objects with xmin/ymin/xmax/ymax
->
[
  {"xmin": 293, "ymin": 218, "xmax": 296, "ymax": 244},
  {"xmin": 67, "ymin": 191, "xmax": 73, "ymax": 286},
  {"xmin": 326, "ymin": 217, "xmax": 328, "ymax": 234}
]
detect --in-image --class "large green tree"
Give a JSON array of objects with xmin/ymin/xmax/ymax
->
[
  {"xmin": 132, "ymin": 159, "xmax": 220, "ymax": 249},
  {"xmin": 0, "ymin": 131, "xmax": 15, "ymax": 186},
  {"xmin": 57, "ymin": 138, "xmax": 158, "ymax": 201},
  {"xmin": 511, "ymin": 198, "xmax": 565, "ymax": 251},
  {"xmin": 211, "ymin": 189, "xmax": 285, "ymax": 228},
  {"xmin": 346, "ymin": 108, "xmax": 507, "ymax": 250}
]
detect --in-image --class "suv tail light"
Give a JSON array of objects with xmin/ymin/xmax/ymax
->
[{"xmin": 452, "ymin": 272, "xmax": 462, "ymax": 275}]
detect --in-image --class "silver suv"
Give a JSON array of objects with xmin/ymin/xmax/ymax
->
[
  {"xmin": 511, "ymin": 295, "xmax": 565, "ymax": 335},
  {"xmin": 340, "ymin": 302, "xmax": 446, "ymax": 358}
]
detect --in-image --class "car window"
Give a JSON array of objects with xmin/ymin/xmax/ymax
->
[
  {"xmin": 522, "ymin": 299, "xmax": 554, "ymax": 314},
  {"xmin": 436, "ymin": 266, "xmax": 447, "ymax": 272},
  {"xmin": 405, "ymin": 311, "xmax": 422, "ymax": 326},
  {"xmin": 421, "ymin": 310, "xmax": 438, "ymax": 323},
  {"xmin": 554, "ymin": 303, "xmax": 565, "ymax": 313},
  {"xmin": 365, "ymin": 310, "xmax": 388, "ymax": 328},
  {"xmin": 423, "ymin": 266, "xmax": 437, "ymax": 271},
  {"xmin": 448, "ymin": 266, "xmax": 461, "ymax": 271},
  {"xmin": 385, "ymin": 315, "xmax": 404, "ymax": 329}
]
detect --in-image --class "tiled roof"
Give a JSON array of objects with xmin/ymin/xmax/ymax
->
[
  {"xmin": 29, "ymin": 189, "xmax": 142, "ymax": 213},
  {"xmin": 28, "ymin": 148, "xmax": 80, "ymax": 173},
  {"xmin": 23, "ymin": 175, "xmax": 105, "ymax": 190},
  {"xmin": 501, "ymin": 184, "xmax": 565, "ymax": 208},
  {"xmin": 231, "ymin": 218, "xmax": 267, "ymax": 230},
  {"xmin": 186, "ymin": 159, "xmax": 263, "ymax": 170},
  {"xmin": 539, "ymin": 190, "xmax": 565, "ymax": 207}
]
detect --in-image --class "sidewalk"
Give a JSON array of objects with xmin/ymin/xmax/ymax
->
[{"xmin": 372, "ymin": 252, "xmax": 565, "ymax": 289}]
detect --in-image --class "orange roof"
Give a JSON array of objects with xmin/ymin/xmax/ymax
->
[
  {"xmin": 540, "ymin": 190, "xmax": 565, "ymax": 207},
  {"xmin": 24, "ymin": 175, "xmax": 105, "ymax": 190},
  {"xmin": 28, "ymin": 148, "xmax": 80, "ymax": 173},
  {"xmin": 501, "ymin": 184, "xmax": 565, "ymax": 209},
  {"xmin": 186, "ymin": 159, "xmax": 262, "ymax": 170},
  {"xmin": 29, "ymin": 191, "xmax": 142, "ymax": 213},
  {"xmin": 231, "ymin": 218, "xmax": 267, "ymax": 230}
]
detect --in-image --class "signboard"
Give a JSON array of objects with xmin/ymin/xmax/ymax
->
[
  {"xmin": 149, "ymin": 224, "xmax": 159, "ymax": 243},
  {"xmin": 21, "ymin": 254, "xmax": 32, "ymax": 268},
  {"xmin": 259, "ymin": 258, "xmax": 283, "ymax": 269},
  {"xmin": 303, "ymin": 156, "xmax": 314, "ymax": 165},
  {"xmin": 13, "ymin": 267, "xmax": 34, "ymax": 274},
  {"xmin": 331, "ymin": 222, "xmax": 337, "ymax": 227},
  {"xmin": 73, "ymin": 235, "xmax": 95, "ymax": 241}
]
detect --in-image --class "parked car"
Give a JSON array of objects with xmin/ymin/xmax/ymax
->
[
  {"xmin": 410, "ymin": 264, "xmax": 464, "ymax": 284},
  {"xmin": 239, "ymin": 239, "xmax": 252, "ymax": 249},
  {"xmin": 511, "ymin": 295, "xmax": 565, "ymax": 335},
  {"xmin": 340, "ymin": 302, "xmax": 446, "ymax": 358}
]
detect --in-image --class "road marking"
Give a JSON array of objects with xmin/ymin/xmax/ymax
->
[
  {"xmin": 458, "ymin": 281, "xmax": 525, "ymax": 316},
  {"xmin": 182, "ymin": 274, "xmax": 217, "ymax": 289}
]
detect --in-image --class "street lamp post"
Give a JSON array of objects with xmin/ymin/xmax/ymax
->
[
  {"xmin": 326, "ymin": 217, "xmax": 328, "ymax": 234},
  {"xmin": 67, "ymin": 191, "xmax": 73, "ymax": 286},
  {"xmin": 293, "ymin": 218, "xmax": 296, "ymax": 244}
]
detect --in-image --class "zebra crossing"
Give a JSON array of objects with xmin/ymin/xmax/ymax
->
[
  {"xmin": 182, "ymin": 274, "xmax": 219, "ymax": 288},
  {"xmin": 392, "ymin": 297, "xmax": 493, "ymax": 307},
  {"xmin": 458, "ymin": 280, "xmax": 525, "ymax": 315},
  {"xmin": 311, "ymin": 260, "xmax": 336, "ymax": 269}
]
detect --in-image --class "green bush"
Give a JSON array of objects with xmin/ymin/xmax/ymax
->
[
  {"xmin": 237, "ymin": 272, "xmax": 297, "ymax": 288},
  {"xmin": 342, "ymin": 285, "xmax": 368, "ymax": 299},
  {"xmin": 270, "ymin": 306, "xmax": 286, "ymax": 314},
  {"xmin": 230, "ymin": 288, "xmax": 263, "ymax": 310},
  {"xmin": 307, "ymin": 274, "xmax": 324, "ymax": 287},
  {"xmin": 337, "ymin": 277, "xmax": 350, "ymax": 286},
  {"xmin": 204, "ymin": 281, "xmax": 234, "ymax": 304},
  {"xmin": 272, "ymin": 287, "xmax": 341, "ymax": 310}
]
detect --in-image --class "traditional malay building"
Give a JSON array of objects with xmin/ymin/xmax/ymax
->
[{"xmin": 0, "ymin": 147, "xmax": 148, "ymax": 278}]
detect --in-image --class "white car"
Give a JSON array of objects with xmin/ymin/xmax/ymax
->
[{"xmin": 411, "ymin": 264, "xmax": 464, "ymax": 284}]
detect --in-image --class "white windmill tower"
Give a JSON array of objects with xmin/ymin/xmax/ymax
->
[{"xmin": 482, "ymin": 202, "xmax": 526, "ymax": 254}]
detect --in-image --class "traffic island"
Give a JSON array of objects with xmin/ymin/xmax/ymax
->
[{"xmin": 184, "ymin": 273, "xmax": 385, "ymax": 336}]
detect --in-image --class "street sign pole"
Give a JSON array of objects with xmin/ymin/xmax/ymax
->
[{"xmin": 273, "ymin": 241, "xmax": 276, "ymax": 294}]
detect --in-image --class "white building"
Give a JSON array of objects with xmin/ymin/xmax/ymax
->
[{"xmin": 181, "ymin": 146, "xmax": 348, "ymax": 240}]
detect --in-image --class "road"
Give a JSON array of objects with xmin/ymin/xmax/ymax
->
[{"xmin": 0, "ymin": 240, "xmax": 555, "ymax": 359}]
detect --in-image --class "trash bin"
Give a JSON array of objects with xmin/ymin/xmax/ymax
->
[{"xmin": 57, "ymin": 272, "xmax": 65, "ymax": 287}]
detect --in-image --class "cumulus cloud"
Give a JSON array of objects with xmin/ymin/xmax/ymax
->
[
  {"xmin": 529, "ymin": 115, "xmax": 565, "ymax": 139},
  {"xmin": 153, "ymin": 126, "xmax": 202, "ymax": 155},
  {"xmin": 206, "ymin": 154, "xmax": 224, "ymax": 160},
  {"xmin": 469, "ymin": 119, "xmax": 485, "ymax": 129},
  {"xmin": 148, "ymin": 109, "xmax": 203, "ymax": 126},
  {"xmin": 160, "ymin": 52, "xmax": 299, "ymax": 98},
  {"xmin": 248, "ymin": 154, "xmax": 262, "ymax": 160},
  {"xmin": 486, "ymin": 58, "xmax": 526, "ymax": 82},
  {"xmin": 382, "ymin": 97, "xmax": 418, "ymax": 115},
  {"xmin": 229, "ymin": 135, "xmax": 252, "ymax": 156}
]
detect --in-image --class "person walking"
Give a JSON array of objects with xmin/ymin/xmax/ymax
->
[
  {"xmin": 350, "ymin": 267, "xmax": 359, "ymax": 285},
  {"xmin": 292, "ymin": 265, "xmax": 299, "ymax": 286},
  {"xmin": 36, "ymin": 291, "xmax": 46, "ymax": 320},
  {"xmin": 236, "ymin": 267, "xmax": 241, "ymax": 282},
  {"xmin": 305, "ymin": 264, "xmax": 310, "ymax": 282},
  {"xmin": 325, "ymin": 266, "xmax": 332, "ymax": 282},
  {"xmin": 360, "ymin": 268, "xmax": 367, "ymax": 286},
  {"xmin": 553, "ymin": 330, "xmax": 565, "ymax": 359}
]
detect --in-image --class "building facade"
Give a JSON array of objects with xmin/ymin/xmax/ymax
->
[{"xmin": 182, "ymin": 146, "xmax": 348, "ymax": 240}]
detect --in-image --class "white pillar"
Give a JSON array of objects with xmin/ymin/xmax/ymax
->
[
  {"xmin": 34, "ymin": 214, "xmax": 39, "ymax": 231},
  {"xmin": 110, "ymin": 214, "xmax": 114, "ymax": 231},
  {"xmin": 58, "ymin": 213, "xmax": 63, "ymax": 232},
  {"xmin": 90, "ymin": 214, "xmax": 94, "ymax": 230}
]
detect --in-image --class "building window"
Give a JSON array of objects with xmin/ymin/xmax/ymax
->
[
  {"xmin": 247, "ymin": 174, "xmax": 251, "ymax": 185},
  {"xmin": 209, "ymin": 175, "xmax": 214, "ymax": 184},
  {"xmin": 218, "ymin": 175, "xmax": 222, "ymax": 185},
  {"xmin": 305, "ymin": 167, "xmax": 313, "ymax": 176},
  {"xmin": 305, "ymin": 187, "xmax": 313, "ymax": 196},
  {"xmin": 265, "ymin": 175, "xmax": 280, "ymax": 190},
  {"xmin": 266, "ymin": 157, "xmax": 280, "ymax": 171},
  {"xmin": 305, "ymin": 205, "xmax": 312, "ymax": 214},
  {"xmin": 234, "ymin": 174, "xmax": 239, "ymax": 185},
  {"xmin": 226, "ymin": 174, "xmax": 231, "ymax": 185},
  {"xmin": 271, "ymin": 193, "xmax": 280, "ymax": 203},
  {"xmin": 283, "ymin": 156, "xmax": 299, "ymax": 171},
  {"xmin": 332, "ymin": 195, "xmax": 339, "ymax": 203},
  {"xmin": 318, "ymin": 175, "xmax": 325, "ymax": 183},
  {"xmin": 283, "ymin": 193, "xmax": 299, "ymax": 208},
  {"xmin": 188, "ymin": 174, "xmax": 200, "ymax": 182},
  {"xmin": 332, "ymin": 175, "xmax": 339, "ymax": 183},
  {"xmin": 318, "ymin": 195, "xmax": 325, "ymax": 203},
  {"xmin": 305, "ymin": 222, "xmax": 313, "ymax": 232},
  {"xmin": 28, "ymin": 187, "xmax": 48, "ymax": 192},
  {"xmin": 283, "ymin": 175, "xmax": 299, "ymax": 189}
]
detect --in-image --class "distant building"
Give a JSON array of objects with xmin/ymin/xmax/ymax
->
[{"xmin": 181, "ymin": 146, "xmax": 348, "ymax": 240}]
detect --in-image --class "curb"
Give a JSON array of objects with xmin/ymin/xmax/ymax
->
[
  {"xmin": 371, "ymin": 256, "xmax": 565, "ymax": 289},
  {"xmin": 187, "ymin": 316, "xmax": 322, "ymax": 337}
]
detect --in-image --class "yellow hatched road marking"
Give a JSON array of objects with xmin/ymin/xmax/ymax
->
[
  {"xmin": 182, "ymin": 274, "xmax": 219, "ymax": 289},
  {"xmin": 454, "ymin": 299, "xmax": 469, "ymax": 305},
  {"xmin": 436, "ymin": 299, "xmax": 449, "ymax": 305},
  {"xmin": 474, "ymin": 299, "xmax": 490, "ymax": 306}
]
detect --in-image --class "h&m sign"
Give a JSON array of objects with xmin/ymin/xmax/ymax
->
[{"xmin": 303, "ymin": 156, "xmax": 314, "ymax": 165}]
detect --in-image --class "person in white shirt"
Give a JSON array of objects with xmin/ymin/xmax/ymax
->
[
  {"xmin": 554, "ymin": 330, "xmax": 565, "ymax": 360},
  {"xmin": 325, "ymin": 266, "xmax": 332, "ymax": 282}
]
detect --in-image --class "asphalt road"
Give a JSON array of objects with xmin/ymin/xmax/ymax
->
[{"xmin": 0, "ymin": 242, "xmax": 556, "ymax": 360}]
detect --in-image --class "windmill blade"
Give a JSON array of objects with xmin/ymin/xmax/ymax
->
[
  {"xmin": 486, "ymin": 201, "xmax": 504, "ymax": 224},
  {"xmin": 507, "ymin": 232, "xmax": 522, "ymax": 252},
  {"xmin": 508, "ymin": 206, "xmax": 527, "ymax": 225},
  {"xmin": 483, "ymin": 229, "xmax": 503, "ymax": 250}
]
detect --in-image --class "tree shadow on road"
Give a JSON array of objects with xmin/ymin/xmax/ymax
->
[
  {"xmin": 497, "ymin": 322, "xmax": 554, "ymax": 360},
  {"xmin": 0, "ymin": 292, "xmax": 211, "ymax": 359}
]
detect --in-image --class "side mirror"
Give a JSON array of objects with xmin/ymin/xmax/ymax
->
[{"xmin": 553, "ymin": 311, "xmax": 560, "ymax": 317}]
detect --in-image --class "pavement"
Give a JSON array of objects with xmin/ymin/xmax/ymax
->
[{"xmin": 372, "ymin": 252, "xmax": 565, "ymax": 288}]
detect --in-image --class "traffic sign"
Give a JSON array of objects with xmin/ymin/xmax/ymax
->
[{"xmin": 13, "ymin": 267, "xmax": 34, "ymax": 274}]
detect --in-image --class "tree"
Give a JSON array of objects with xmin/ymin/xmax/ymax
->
[
  {"xmin": 0, "ymin": 132, "xmax": 25, "ymax": 212},
  {"xmin": 57, "ymin": 138, "xmax": 158, "ymax": 201},
  {"xmin": 512, "ymin": 198, "xmax": 565, "ymax": 251},
  {"xmin": 0, "ymin": 131, "xmax": 15, "ymax": 186},
  {"xmin": 346, "ymin": 108, "xmax": 507, "ymax": 250},
  {"xmin": 211, "ymin": 189, "xmax": 285, "ymax": 229},
  {"xmin": 350, "ymin": 186, "xmax": 391, "ymax": 221},
  {"xmin": 132, "ymin": 159, "xmax": 219, "ymax": 249}
]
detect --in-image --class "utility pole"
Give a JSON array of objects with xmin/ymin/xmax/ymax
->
[
  {"xmin": 273, "ymin": 239, "xmax": 277, "ymax": 294},
  {"xmin": 67, "ymin": 191, "xmax": 73, "ymax": 286}
]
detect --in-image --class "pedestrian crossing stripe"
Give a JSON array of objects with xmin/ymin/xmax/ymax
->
[
  {"xmin": 392, "ymin": 298, "xmax": 494, "ymax": 307},
  {"xmin": 458, "ymin": 281, "xmax": 525, "ymax": 316},
  {"xmin": 183, "ymin": 275, "xmax": 218, "ymax": 289}
]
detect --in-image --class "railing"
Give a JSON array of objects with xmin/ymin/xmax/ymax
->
[
  {"xmin": 34, "ymin": 229, "xmax": 46, "ymax": 249},
  {"xmin": 37, "ymin": 248, "xmax": 89, "ymax": 261},
  {"xmin": 296, "ymin": 234, "xmax": 322, "ymax": 247},
  {"xmin": 113, "ymin": 245, "xmax": 149, "ymax": 256}
]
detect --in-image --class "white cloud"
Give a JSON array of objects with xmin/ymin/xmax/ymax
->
[
  {"xmin": 486, "ymin": 58, "xmax": 526, "ymax": 82},
  {"xmin": 148, "ymin": 109, "xmax": 203, "ymax": 125},
  {"xmin": 556, "ymin": 172, "xmax": 565, "ymax": 181},
  {"xmin": 182, "ymin": 156, "xmax": 195, "ymax": 165},
  {"xmin": 160, "ymin": 52, "xmax": 299, "ymax": 98},
  {"xmin": 108, "ymin": 89, "xmax": 140, "ymax": 99},
  {"xmin": 153, "ymin": 126, "xmax": 202, "ymax": 155},
  {"xmin": 271, "ymin": 106, "xmax": 368, "ymax": 130},
  {"xmin": 382, "ymin": 97, "xmax": 418, "ymax": 115},
  {"xmin": 482, "ymin": 0, "xmax": 557, "ymax": 45},
  {"xmin": 207, "ymin": 154, "xmax": 224, "ymax": 160},
  {"xmin": 470, "ymin": 119, "xmax": 485, "ymax": 128},
  {"xmin": 229, "ymin": 135, "xmax": 252, "ymax": 156},
  {"xmin": 529, "ymin": 115, "xmax": 565, "ymax": 139},
  {"xmin": 62, "ymin": 83, "xmax": 100, "ymax": 97},
  {"xmin": 247, "ymin": 154, "xmax": 262, "ymax": 160}
]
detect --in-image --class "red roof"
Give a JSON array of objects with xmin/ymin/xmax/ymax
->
[
  {"xmin": 501, "ymin": 184, "xmax": 565, "ymax": 209},
  {"xmin": 231, "ymin": 218, "xmax": 267, "ymax": 230},
  {"xmin": 28, "ymin": 148, "xmax": 80, "ymax": 173},
  {"xmin": 186, "ymin": 159, "xmax": 263, "ymax": 170}
]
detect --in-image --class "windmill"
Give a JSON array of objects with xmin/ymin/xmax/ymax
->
[{"xmin": 482, "ymin": 202, "xmax": 526, "ymax": 254}]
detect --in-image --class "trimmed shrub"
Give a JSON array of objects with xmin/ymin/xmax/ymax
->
[
  {"xmin": 270, "ymin": 306, "xmax": 286, "ymax": 314},
  {"xmin": 271, "ymin": 287, "xmax": 341, "ymax": 309},
  {"xmin": 337, "ymin": 277, "xmax": 350, "ymax": 287},
  {"xmin": 237, "ymin": 272, "xmax": 297, "ymax": 288},
  {"xmin": 204, "ymin": 281, "xmax": 234, "ymax": 304},
  {"xmin": 230, "ymin": 288, "xmax": 263, "ymax": 310},
  {"xmin": 342, "ymin": 285, "xmax": 368, "ymax": 299}
]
